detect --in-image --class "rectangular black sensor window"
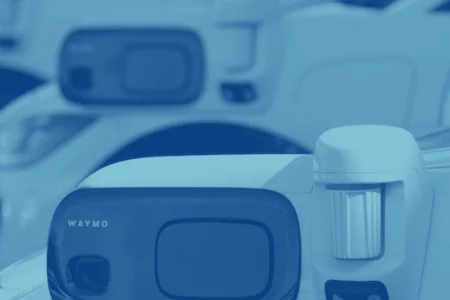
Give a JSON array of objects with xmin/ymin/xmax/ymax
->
[
  {"xmin": 121, "ymin": 44, "xmax": 190, "ymax": 93},
  {"xmin": 155, "ymin": 219, "xmax": 273, "ymax": 299},
  {"xmin": 58, "ymin": 28, "xmax": 205, "ymax": 106}
]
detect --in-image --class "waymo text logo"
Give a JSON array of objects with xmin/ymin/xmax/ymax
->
[{"xmin": 68, "ymin": 220, "xmax": 109, "ymax": 228}]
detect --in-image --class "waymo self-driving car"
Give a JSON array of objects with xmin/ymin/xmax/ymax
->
[
  {"xmin": 45, "ymin": 124, "xmax": 440, "ymax": 300},
  {"xmin": 1, "ymin": 124, "xmax": 449, "ymax": 300},
  {"xmin": 1, "ymin": 0, "xmax": 450, "ymax": 278}
]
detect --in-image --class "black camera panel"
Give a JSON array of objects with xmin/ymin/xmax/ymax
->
[
  {"xmin": 47, "ymin": 188, "xmax": 301, "ymax": 300},
  {"xmin": 59, "ymin": 28, "xmax": 205, "ymax": 106}
]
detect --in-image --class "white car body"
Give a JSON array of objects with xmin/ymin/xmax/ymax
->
[
  {"xmin": 1, "ymin": 0, "xmax": 450, "ymax": 294},
  {"xmin": 0, "ymin": 141, "xmax": 450, "ymax": 300}
]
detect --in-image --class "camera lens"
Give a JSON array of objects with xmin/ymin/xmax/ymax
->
[
  {"xmin": 68, "ymin": 66, "xmax": 93, "ymax": 91},
  {"xmin": 67, "ymin": 256, "xmax": 110, "ymax": 295}
]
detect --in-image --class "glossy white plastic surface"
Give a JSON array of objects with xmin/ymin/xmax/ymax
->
[{"xmin": 314, "ymin": 125, "xmax": 422, "ymax": 175}]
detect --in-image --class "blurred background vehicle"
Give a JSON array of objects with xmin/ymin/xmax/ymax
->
[{"xmin": 1, "ymin": 0, "xmax": 450, "ymax": 284}]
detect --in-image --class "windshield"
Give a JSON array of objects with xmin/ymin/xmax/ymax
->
[{"xmin": 417, "ymin": 127, "xmax": 450, "ymax": 151}]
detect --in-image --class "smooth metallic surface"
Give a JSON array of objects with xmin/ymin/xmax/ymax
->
[{"xmin": 329, "ymin": 187, "xmax": 382, "ymax": 260}]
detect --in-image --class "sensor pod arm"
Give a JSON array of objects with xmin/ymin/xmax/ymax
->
[{"xmin": 311, "ymin": 125, "xmax": 434, "ymax": 300}]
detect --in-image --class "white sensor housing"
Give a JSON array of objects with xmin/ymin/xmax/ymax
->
[{"xmin": 311, "ymin": 125, "xmax": 434, "ymax": 300}]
